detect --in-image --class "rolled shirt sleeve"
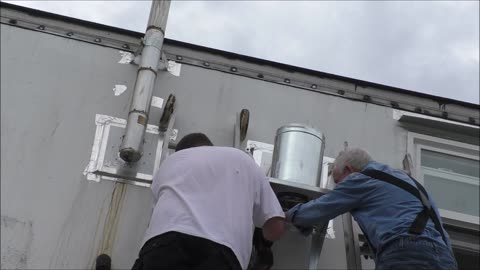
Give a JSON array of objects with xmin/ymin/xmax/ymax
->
[{"xmin": 253, "ymin": 175, "xmax": 285, "ymax": 228}]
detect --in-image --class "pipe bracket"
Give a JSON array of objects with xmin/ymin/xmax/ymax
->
[
  {"xmin": 143, "ymin": 29, "xmax": 164, "ymax": 50},
  {"xmin": 146, "ymin": 25, "xmax": 165, "ymax": 36},
  {"xmin": 137, "ymin": 67, "xmax": 158, "ymax": 76}
]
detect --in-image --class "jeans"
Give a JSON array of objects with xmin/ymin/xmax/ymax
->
[
  {"xmin": 131, "ymin": 231, "xmax": 242, "ymax": 270},
  {"xmin": 375, "ymin": 236, "xmax": 458, "ymax": 270}
]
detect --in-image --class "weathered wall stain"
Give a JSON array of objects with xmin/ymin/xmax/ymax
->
[
  {"xmin": 48, "ymin": 179, "xmax": 87, "ymax": 269},
  {"xmin": 87, "ymin": 204, "xmax": 108, "ymax": 270},
  {"xmin": 1, "ymin": 216, "xmax": 34, "ymax": 270},
  {"xmin": 48, "ymin": 178, "xmax": 112, "ymax": 269},
  {"xmin": 95, "ymin": 182, "xmax": 127, "ymax": 258}
]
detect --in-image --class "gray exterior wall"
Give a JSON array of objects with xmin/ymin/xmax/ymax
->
[{"xmin": 1, "ymin": 5, "xmax": 479, "ymax": 270}]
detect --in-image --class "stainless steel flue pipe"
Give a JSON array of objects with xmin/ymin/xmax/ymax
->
[{"xmin": 119, "ymin": 0, "xmax": 171, "ymax": 162}]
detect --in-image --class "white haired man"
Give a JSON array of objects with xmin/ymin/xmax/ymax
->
[{"xmin": 285, "ymin": 148, "xmax": 458, "ymax": 270}]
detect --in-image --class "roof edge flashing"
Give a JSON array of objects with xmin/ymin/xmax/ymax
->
[
  {"xmin": 394, "ymin": 109, "xmax": 480, "ymax": 138},
  {"xmin": 1, "ymin": 1, "xmax": 480, "ymax": 112}
]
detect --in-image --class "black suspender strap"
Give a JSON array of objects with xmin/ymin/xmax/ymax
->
[{"xmin": 360, "ymin": 169, "xmax": 448, "ymax": 247}]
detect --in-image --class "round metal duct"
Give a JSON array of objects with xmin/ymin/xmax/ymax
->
[{"xmin": 271, "ymin": 124, "xmax": 326, "ymax": 187}]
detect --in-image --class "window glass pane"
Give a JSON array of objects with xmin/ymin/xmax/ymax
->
[
  {"xmin": 421, "ymin": 149, "xmax": 479, "ymax": 217},
  {"xmin": 421, "ymin": 149, "xmax": 479, "ymax": 178},
  {"xmin": 424, "ymin": 174, "xmax": 479, "ymax": 217}
]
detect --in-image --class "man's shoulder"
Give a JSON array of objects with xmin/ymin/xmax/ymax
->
[
  {"xmin": 361, "ymin": 161, "xmax": 409, "ymax": 178},
  {"xmin": 355, "ymin": 161, "xmax": 415, "ymax": 187}
]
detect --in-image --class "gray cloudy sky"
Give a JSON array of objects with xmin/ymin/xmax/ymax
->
[{"xmin": 6, "ymin": 1, "xmax": 479, "ymax": 104}]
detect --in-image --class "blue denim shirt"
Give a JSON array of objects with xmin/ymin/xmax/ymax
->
[{"xmin": 286, "ymin": 160, "xmax": 452, "ymax": 255}]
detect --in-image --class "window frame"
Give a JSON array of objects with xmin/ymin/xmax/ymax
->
[{"xmin": 407, "ymin": 132, "xmax": 480, "ymax": 225}]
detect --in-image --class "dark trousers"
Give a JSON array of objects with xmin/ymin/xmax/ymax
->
[{"xmin": 132, "ymin": 231, "xmax": 242, "ymax": 270}]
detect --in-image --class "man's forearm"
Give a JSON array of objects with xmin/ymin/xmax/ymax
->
[{"xmin": 286, "ymin": 195, "xmax": 344, "ymax": 227}]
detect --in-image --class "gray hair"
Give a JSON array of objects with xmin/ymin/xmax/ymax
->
[{"xmin": 333, "ymin": 148, "xmax": 372, "ymax": 174}]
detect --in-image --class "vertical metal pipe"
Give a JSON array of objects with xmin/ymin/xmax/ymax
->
[{"xmin": 119, "ymin": 0, "xmax": 171, "ymax": 162}]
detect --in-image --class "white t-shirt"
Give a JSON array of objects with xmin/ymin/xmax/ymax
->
[{"xmin": 142, "ymin": 146, "xmax": 284, "ymax": 269}]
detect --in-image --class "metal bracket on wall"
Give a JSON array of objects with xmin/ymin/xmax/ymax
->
[
  {"xmin": 84, "ymin": 95, "xmax": 177, "ymax": 187},
  {"xmin": 131, "ymin": 52, "xmax": 169, "ymax": 71},
  {"xmin": 84, "ymin": 114, "xmax": 162, "ymax": 187},
  {"xmin": 157, "ymin": 95, "xmax": 177, "ymax": 165},
  {"xmin": 233, "ymin": 109, "xmax": 250, "ymax": 149}
]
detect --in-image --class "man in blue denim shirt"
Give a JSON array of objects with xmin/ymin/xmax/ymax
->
[{"xmin": 286, "ymin": 148, "xmax": 458, "ymax": 270}]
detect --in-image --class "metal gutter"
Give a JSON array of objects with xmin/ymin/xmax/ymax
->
[
  {"xmin": 165, "ymin": 38, "xmax": 480, "ymax": 110},
  {"xmin": 0, "ymin": 1, "xmax": 144, "ymax": 40},
  {"xmin": 1, "ymin": 1, "xmax": 479, "ymax": 126}
]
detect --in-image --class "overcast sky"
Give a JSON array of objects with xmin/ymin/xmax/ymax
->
[{"xmin": 5, "ymin": 1, "xmax": 479, "ymax": 104}]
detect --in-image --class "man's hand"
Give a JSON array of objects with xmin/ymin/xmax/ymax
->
[
  {"xmin": 284, "ymin": 208, "xmax": 295, "ymax": 223},
  {"xmin": 262, "ymin": 216, "xmax": 285, "ymax": 242},
  {"xmin": 285, "ymin": 208, "xmax": 313, "ymax": 237}
]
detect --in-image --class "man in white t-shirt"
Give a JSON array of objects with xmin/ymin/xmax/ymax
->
[{"xmin": 132, "ymin": 133, "xmax": 285, "ymax": 270}]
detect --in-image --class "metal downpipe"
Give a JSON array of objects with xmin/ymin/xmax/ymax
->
[{"xmin": 119, "ymin": 0, "xmax": 171, "ymax": 163}]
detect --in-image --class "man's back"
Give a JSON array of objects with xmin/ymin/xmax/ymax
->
[
  {"xmin": 142, "ymin": 146, "xmax": 283, "ymax": 269},
  {"xmin": 346, "ymin": 161, "xmax": 452, "ymax": 252}
]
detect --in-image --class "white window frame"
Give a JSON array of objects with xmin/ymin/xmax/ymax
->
[{"xmin": 407, "ymin": 132, "xmax": 480, "ymax": 225}]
